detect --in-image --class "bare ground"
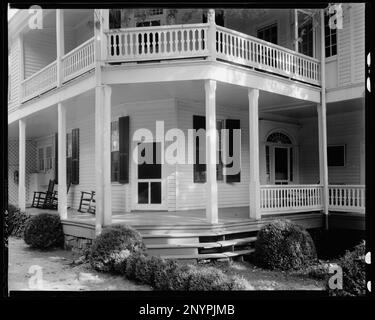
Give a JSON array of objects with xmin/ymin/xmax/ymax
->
[
  {"xmin": 208, "ymin": 260, "xmax": 326, "ymax": 290},
  {"xmin": 8, "ymin": 237, "xmax": 152, "ymax": 291}
]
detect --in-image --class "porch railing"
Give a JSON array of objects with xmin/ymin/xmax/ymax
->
[
  {"xmin": 328, "ymin": 185, "xmax": 365, "ymax": 214},
  {"xmin": 105, "ymin": 24, "xmax": 320, "ymax": 86},
  {"xmin": 260, "ymin": 185, "xmax": 323, "ymax": 214},
  {"xmin": 216, "ymin": 26, "xmax": 320, "ymax": 86},
  {"xmin": 62, "ymin": 37, "xmax": 95, "ymax": 83},
  {"xmin": 21, "ymin": 37, "xmax": 95, "ymax": 102},
  {"xmin": 106, "ymin": 24, "xmax": 209, "ymax": 62},
  {"xmin": 21, "ymin": 61, "xmax": 57, "ymax": 102}
]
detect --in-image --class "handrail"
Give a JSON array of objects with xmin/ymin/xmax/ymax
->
[
  {"xmin": 61, "ymin": 37, "xmax": 95, "ymax": 60},
  {"xmin": 216, "ymin": 25, "xmax": 320, "ymax": 63},
  {"xmin": 20, "ymin": 60, "xmax": 57, "ymax": 85}
]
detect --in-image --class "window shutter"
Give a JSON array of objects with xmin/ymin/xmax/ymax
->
[
  {"xmin": 225, "ymin": 119, "xmax": 241, "ymax": 182},
  {"xmin": 193, "ymin": 115, "xmax": 206, "ymax": 183},
  {"xmin": 71, "ymin": 128, "xmax": 79, "ymax": 184},
  {"xmin": 119, "ymin": 116, "xmax": 130, "ymax": 184},
  {"xmin": 54, "ymin": 133, "xmax": 58, "ymax": 183}
]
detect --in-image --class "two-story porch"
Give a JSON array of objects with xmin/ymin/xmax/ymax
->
[{"xmin": 8, "ymin": 8, "xmax": 365, "ymax": 258}]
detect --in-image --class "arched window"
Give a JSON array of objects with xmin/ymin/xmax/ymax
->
[{"xmin": 267, "ymin": 132, "xmax": 292, "ymax": 144}]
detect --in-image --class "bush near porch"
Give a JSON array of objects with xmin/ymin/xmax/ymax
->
[
  {"xmin": 6, "ymin": 204, "xmax": 31, "ymax": 238},
  {"xmin": 88, "ymin": 224, "xmax": 249, "ymax": 290},
  {"xmin": 254, "ymin": 219, "xmax": 318, "ymax": 271},
  {"xmin": 24, "ymin": 213, "xmax": 64, "ymax": 249}
]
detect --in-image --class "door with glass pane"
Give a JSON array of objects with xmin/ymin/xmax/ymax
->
[
  {"xmin": 274, "ymin": 146, "xmax": 290, "ymax": 185},
  {"xmin": 136, "ymin": 142, "xmax": 165, "ymax": 210}
]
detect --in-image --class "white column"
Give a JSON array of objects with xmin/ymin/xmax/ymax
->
[
  {"xmin": 248, "ymin": 88, "xmax": 261, "ymax": 220},
  {"xmin": 319, "ymin": 9, "xmax": 329, "ymax": 217},
  {"xmin": 95, "ymin": 85, "xmax": 104, "ymax": 235},
  {"xmin": 18, "ymin": 119, "xmax": 26, "ymax": 212},
  {"xmin": 56, "ymin": 9, "xmax": 65, "ymax": 86},
  {"xmin": 205, "ymin": 79, "xmax": 218, "ymax": 224},
  {"xmin": 207, "ymin": 9, "xmax": 216, "ymax": 61},
  {"xmin": 58, "ymin": 103, "xmax": 67, "ymax": 219},
  {"xmin": 103, "ymin": 85, "xmax": 112, "ymax": 226},
  {"xmin": 100, "ymin": 9, "xmax": 109, "ymax": 62},
  {"xmin": 294, "ymin": 9, "xmax": 299, "ymax": 52}
]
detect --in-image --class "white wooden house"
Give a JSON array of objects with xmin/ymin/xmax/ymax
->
[{"xmin": 8, "ymin": 6, "xmax": 365, "ymax": 258}]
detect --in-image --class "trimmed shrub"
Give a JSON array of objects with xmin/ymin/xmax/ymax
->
[
  {"xmin": 7, "ymin": 205, "xmax": 31, "ymax": 238},
  {"xmin": 24, "ymin": 213, "xmax": 64, "ymax": 249},
  {"xmin": 330, "ymin": 241, "xmax": 366, "ymax": 296},
  {"xmin": 254, "ymin": 219, "xmax": 317, "ymax": 271},
  {"xmin": 89, "ymin": 224, "xmax": 146, "ymax": 272},
  {"xmin": 120, "ymin": 252, "xmax": 248, "ymax": 291}
]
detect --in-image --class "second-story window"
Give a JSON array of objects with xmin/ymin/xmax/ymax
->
[
  {"xmin": 257, "ymin": 23, "xmax": 278, "ymax": 45},
  {"xmin": 325, "ymin": 13, "xmax": 337, "ymax": 57}
]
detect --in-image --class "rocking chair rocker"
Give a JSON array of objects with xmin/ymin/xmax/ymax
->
[{"xmin": 31, "ymin": 179, "xmax": 58, "ymax": 209}]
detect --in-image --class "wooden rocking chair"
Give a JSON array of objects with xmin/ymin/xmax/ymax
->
[
  {"xmin": 78, "ymin": 191, "xmax": 96, "ymax": 214},
  {"xmin": 31, "ymin": 179, "xmax": 57, "ymax": 209}
]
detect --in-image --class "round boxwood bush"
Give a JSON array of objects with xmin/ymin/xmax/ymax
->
[
  {"xmin": 89, "ymin": 224, "xmax": 146, "ymax": 272},
  {"xmin": 254, "ymin": 219, "xmax": 317, "ymax": 271},
  {"xmin": 24, "ymin": 213, "xmax": 64, "ymax": 249}
]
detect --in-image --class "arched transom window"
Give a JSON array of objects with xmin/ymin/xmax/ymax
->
[{"xmin": 267, "ymin": 132, "xmax": 292, "ymax": 144}]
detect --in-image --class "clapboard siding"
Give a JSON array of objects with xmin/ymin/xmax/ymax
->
[
  {"xmin": 23, "ymin": 30, "xmax": 57, "ymax": 79},
  {"xmin": 8, "ymin": 39, "xmax": 21, "ymax": 111},
  {"xmin": 176, "ymin": 99, "xmax": 250, "ymax": 210},
  {"xmin": 299, "ymin": 109, "xmax": 365, "ymax": 185}
]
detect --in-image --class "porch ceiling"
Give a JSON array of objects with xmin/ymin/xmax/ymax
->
[{"xmin": 110, "ymin": 80, "xmax": 310, "ymax": 112}]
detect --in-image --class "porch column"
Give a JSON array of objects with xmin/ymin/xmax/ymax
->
[
  {"xmin": 207, "ymin": 9, "xmax": 216, "ymax": 61},
  {"xmin": 248, "ymin": 88, "xmax": 261, "ymax": 220},
  {"xmin": 95, "ymin": 85, "xmax": 104, "ymax": 235},
  {"xmin": 294, "ymin": 9, "xmax": 299, "ymax": 52},
  {"xmin": 103, "ymin": 85, "xmax": 112, "ymax": 226},
  {"xmin": 205, "ymin": 79, "xmax": 218, "ymax": 224},
  {"xmin": 18, "ymin": 119, "xmax": 26, "ymax": 212},
  {"xmin": 318, "ymin": 9, "xmax": 329, "ymax": 218},
  {"xmin": 56, "ymin": 9, "xmax": 64, "ymax": 86},
  {"xmin": 57, "ymin": 103, "xmax": 67, "ymax": 220}
]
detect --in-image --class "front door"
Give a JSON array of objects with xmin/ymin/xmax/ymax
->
[
  {"xmin": 136, "ymin": 142, "xmax": 165, "ymax": 210},
  {"xmin": 274, "ymin": 146, "xmax": 289, "ymax": 185}
]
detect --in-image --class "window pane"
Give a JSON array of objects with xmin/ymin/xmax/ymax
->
[
  {"xmin": 289, "ymin": 148, "xmax": 293, "ymax": 182},
  {"xmin": 111, "ymin": 121, "xmax": 119, "ymax": 152},
  {"xmin": 111, "ymin": 151, "xmax": 120, "ymax": 181},
  {"xmin": 266, "ymin": 146, "xmax": 270, "ymax": 183},
  {"xmin": 138, "ymin": 182, "xmax": 149, "ymax": 204},
  {"xmin": 138, "ymin": 142, "xmax": 162, "ymax": 179},
  {"xmin": 328, "ymin": 145, "xmax": 345, "ymax": 166},
  {"xmin": 150, "ymin": 182, "xmax": 162, "ymax": 204},
  {"xmin": 275, "ymin": 148, "xmax": 288, "ymax": 180},
  {"xmin": 332, "ymin": 44, "xmax": 337, "ymax": 56}
]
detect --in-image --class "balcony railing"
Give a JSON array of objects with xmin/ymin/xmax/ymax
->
[
  {"xmin": 21, "ymin": 37, "xmax": 95, "ymax": 102},
  {"xmin": 106, "ymin": 24, "xmax": 209, "ymax": 62},
  {"xmin": 216, "ymin": 26, "xmax": 320, "ymax": 86},
  {"xmin": 106, "ymin": 23, "xmax": 320, "ymax": 86},
  {"xmin": 328, "ymin": 185, "xmax": 365, "ymax": 214},
  {"xmin": 260, "ymin": 185, "xmax": 324, "ymax": 215},
  {"xmin": 21, "ymin": 61, "xmax": 57, "ymax": 102},
  {"xmin": 62, "ymin": 37, "xmax": 95, "ymax": 83}
]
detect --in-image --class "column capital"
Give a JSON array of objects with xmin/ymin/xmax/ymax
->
[
  {"xmin": 248, "ymin": 88, "xmax": 259, "ymax": 100},
  {"xmin": 205, "ymin": 79, "xmax": 217, "ymax": 92}
]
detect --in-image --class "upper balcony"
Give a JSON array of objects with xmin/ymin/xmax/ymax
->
[{"xmin": 14, "ymin": 9, "xmax": 321, "ymax": 105}]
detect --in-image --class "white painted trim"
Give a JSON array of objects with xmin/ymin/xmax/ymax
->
[{"xmin": 102, "ymin": 61, "xmax": 321, "ymax": 102}]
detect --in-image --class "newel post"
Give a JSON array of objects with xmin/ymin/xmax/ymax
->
[{"xmin": 207, "ymin": 9, "xmax": 217, "ymax": 61}]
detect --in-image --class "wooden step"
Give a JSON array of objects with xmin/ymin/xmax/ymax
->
[{"xmin": 160, "ymin": 249, "xmax": 255, "ymax": 261}]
